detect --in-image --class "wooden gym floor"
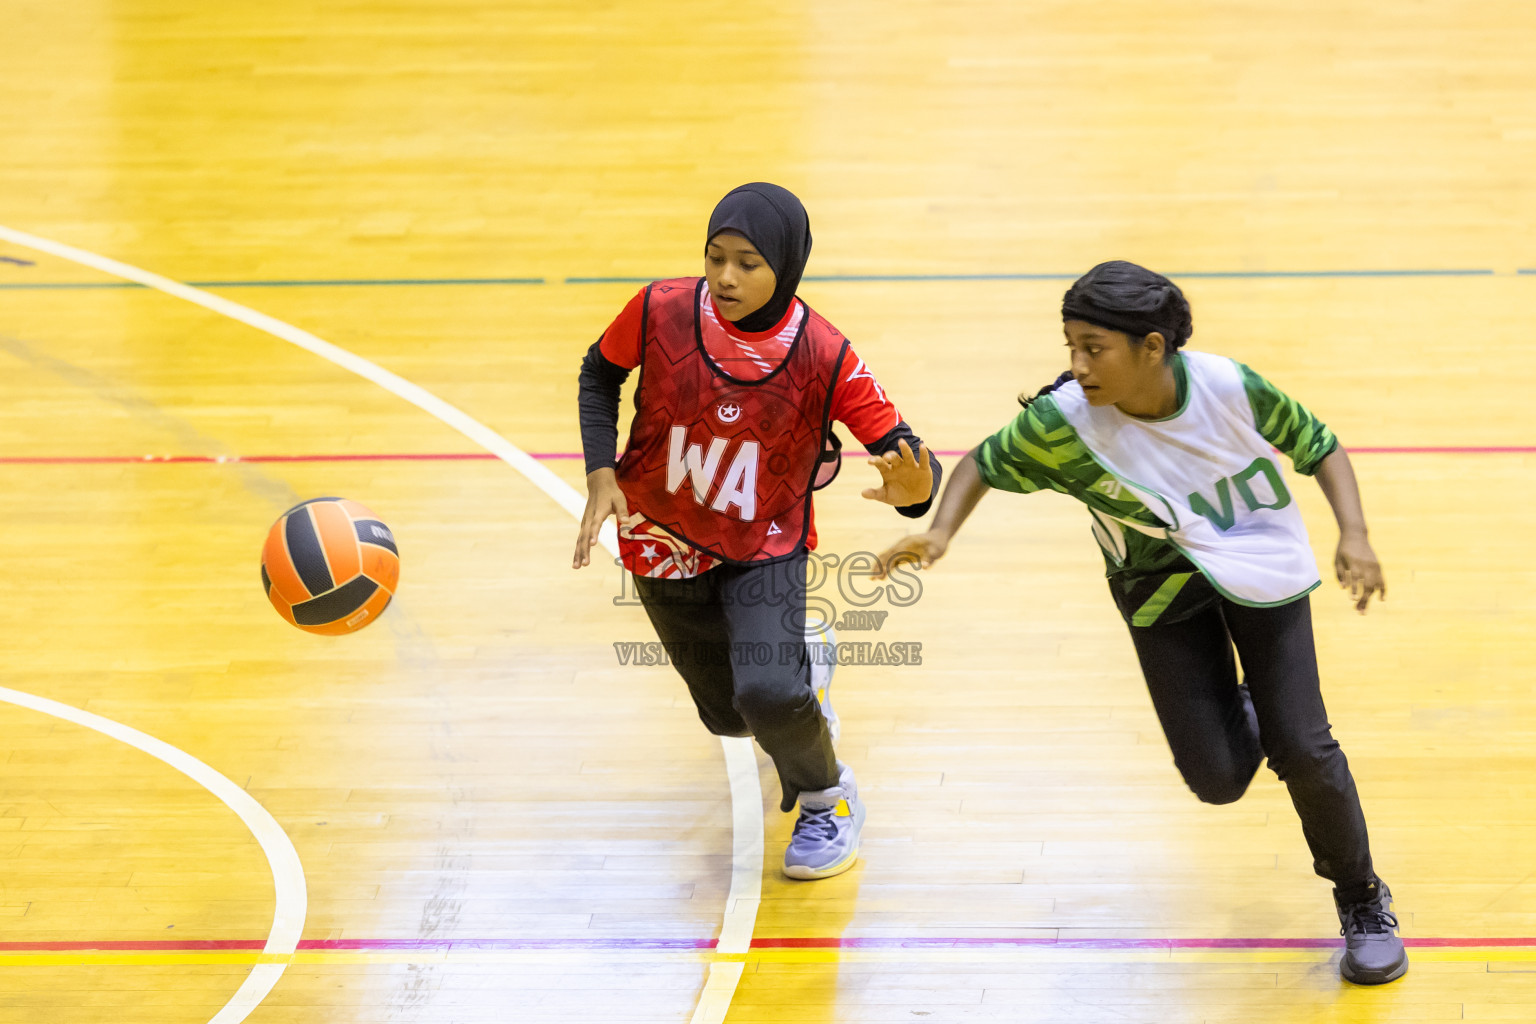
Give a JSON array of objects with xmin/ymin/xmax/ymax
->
[{"xmin": 2, "ymin": 1, "xmax": 1535, "ymax": 1021}]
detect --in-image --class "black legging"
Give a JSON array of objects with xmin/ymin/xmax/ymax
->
[
  {"xmin": 1126, "ymin": 594, "xmax": 1376, "ymax": 901},
  {"xmin": 635, "ymin": 551, "xmax": 838, "ymax": 812}
]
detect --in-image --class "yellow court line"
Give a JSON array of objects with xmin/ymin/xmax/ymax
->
[{"xmin": 5, "ymin": 947, "xmax": 1536, "ymax": 969}]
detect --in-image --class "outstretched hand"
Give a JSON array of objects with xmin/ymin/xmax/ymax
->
[
  {"xmin": 872, "ymin": 530, "xmax": 950, "ymax": 581},
  {"xmin": 1335, "ymin": 531, "xmax": 1385, "ymax": 613},
  {"xmin": 863, "ymin": 439, "xmax": 933, "ymax": 507},
  {"xmin": 573, "ymin": 469, "xmax": 641, "ymax": 569}
]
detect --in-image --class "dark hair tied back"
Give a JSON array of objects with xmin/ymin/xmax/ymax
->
[{"xmin": 1061, "ymin": 260, "xmax": 1193, "ymax": 352}]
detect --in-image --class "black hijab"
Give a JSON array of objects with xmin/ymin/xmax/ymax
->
[
  {"xmin": 1061, "ymin": 260, "xmax": 1193, "ymax": 350},
  {"xmin": 706, "ymin": 182, "xmax": 813, "ymax": 333}
]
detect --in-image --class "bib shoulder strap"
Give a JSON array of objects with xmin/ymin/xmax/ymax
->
[
  {"xmin": 1181, "ymin": 350, "xmax": 1244, "ymax": 398},
  {"xmin": 1180, "ymin": 350, "xmax": 1261, "ymax": 429}
]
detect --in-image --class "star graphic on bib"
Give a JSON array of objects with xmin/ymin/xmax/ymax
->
[{"xmin": 640, "ymin": 542, "xmax": 660, "ymax": 560}]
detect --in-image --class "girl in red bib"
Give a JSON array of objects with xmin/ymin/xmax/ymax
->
[{"xmin": 573, "ymin": 183, "xmax": 940, "ymax": 879}]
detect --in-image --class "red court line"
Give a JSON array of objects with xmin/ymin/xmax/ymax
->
[
  {"xmin": 749, "ymin": 936, "xmax": 1536, "ymax": 950},
  {"xmin": 3, "ymin": 936, "xmax": 1534, "ymax": 952},
  {"xmin": 0, "ymin": 938, "xmax": 714, "ymax": 952},
  {"xmin": 0, "ymin": 446, "xmax": 1532, "ymax": 467},
  {"xmin": 1345, "ymin": 445, "xmax": 1536, "ymax": 454},
  {"xmin": 0, "ymin": 453, "xmax": 503, "ymax": 465}
]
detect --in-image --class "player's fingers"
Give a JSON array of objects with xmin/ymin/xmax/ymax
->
[
  {"xmin": 586, "ymin": 495, "xmax": 619, "ymax": 549},
  {"xmin": 861, "ymin": 486, "xmax": 886, "ymax": 502},
  {"xmin": 917, "ymin": 444, "xmax": 931, "ymax": 471},
  {"xmin": 876, "ymin": 544, "xmax": 921, "ymax": 580},
  {"xmin": 610, "ymin": 492, "xmax": 635, "ymax": 527},
  {"xmin": 573, "ymin": 518, "xmax": 596, "ymax": 568},
  {"xmin": 896, "ymin": 438, "xmax": 914, "ymax": 464}
]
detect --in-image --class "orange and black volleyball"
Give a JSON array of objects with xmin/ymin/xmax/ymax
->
[{"xmin": 260, "ymin": 498, "xmax": 399, "ymax": 635}]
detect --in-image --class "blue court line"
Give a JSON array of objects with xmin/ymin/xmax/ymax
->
[
  {"xmin": 0, "ymin": 282, "xmax": 142, "ymax": 289},
  {"xmin": 1519, "ymin": 269, "xmax": 1536, "ymax": 275},
  {"xmin": 0, "ymin": 270, "xmax": 1515, "ymax": 290},
  {"xmin": 1171, "ymin": 268, "xmax": 1497, "ymax": 279}
]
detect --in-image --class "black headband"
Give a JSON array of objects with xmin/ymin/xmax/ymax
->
[
  {"xmin": 1059, "ymin": 300, "xmax": 1173, "ymax": 341},
  {"xmin": 1061, "ymin": 260, "xmax": 1192, "ymax": 347}
]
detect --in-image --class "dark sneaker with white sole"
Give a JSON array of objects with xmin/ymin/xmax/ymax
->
[{"xmin": 1337, "ymin": 880, "xmax": 1408, "ymax": 984}]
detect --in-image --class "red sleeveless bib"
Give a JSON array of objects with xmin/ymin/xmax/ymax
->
[{"xmin": 615, "ymin": 278, "xmax": 849, "ymax": 565}]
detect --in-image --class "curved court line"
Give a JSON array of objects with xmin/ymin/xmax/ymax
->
[
  {"xmin": 0, "ymin": 686, "xmax": 306, "ymax": 1024},
  {"xmin": 0, "ymin": 223, "xmax": 762, "ymax": 1024}
]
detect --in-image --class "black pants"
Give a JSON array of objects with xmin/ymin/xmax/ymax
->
[
  {"xmin": 635, "ymin": 551, "xmax": 837, "ymax": 812},
  {"xmin": 1127, "ymin": 594, "xmax": 1376, "ymax": 901}
]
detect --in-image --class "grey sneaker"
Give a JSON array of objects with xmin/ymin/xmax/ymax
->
[
  {"xmin": 1337, "ymin": 880, "xmax": 1408, "ymax": 984},
  {"xmin": 808, "ymin": 621, "xmax": 838, "ymax": 743},
  {"xmin": 782, "ymin": 762, "xmax": 865, "ymax": 880}
]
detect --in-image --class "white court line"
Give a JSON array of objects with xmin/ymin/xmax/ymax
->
[
  {"xmin": 691, "ymin": 735, "xmax": 764, "ymax": 1024},
  {"xmin": 0, "ymin": 686, "xmax": 306, "ymax": 1024},
  {"xmin": 0, "ymin": 223, "xmax": 763, "ymax": 1024}
]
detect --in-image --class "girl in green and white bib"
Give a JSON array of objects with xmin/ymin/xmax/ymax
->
[{"xmin": 878, "ymin": 260, "xmax": 1405, "ymax": 985}]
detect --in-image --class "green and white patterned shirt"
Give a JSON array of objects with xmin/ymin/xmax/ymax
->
[{"xmin": 975, "ymin": 354, "xmax": 1338, "ymax": 626}]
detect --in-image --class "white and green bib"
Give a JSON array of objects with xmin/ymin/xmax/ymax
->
[{"xmin": 1049, "ymin": 351, "xmax": 1321, "ymax": 606}]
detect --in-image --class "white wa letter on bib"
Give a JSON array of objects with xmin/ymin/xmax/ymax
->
[
  {"xmin": 667, "ymin": 426, "xmax": 728, "ymax": 503},
  {"xmin": 710, "ymin": 441, "xmax": 760, "ymax": 519}
]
